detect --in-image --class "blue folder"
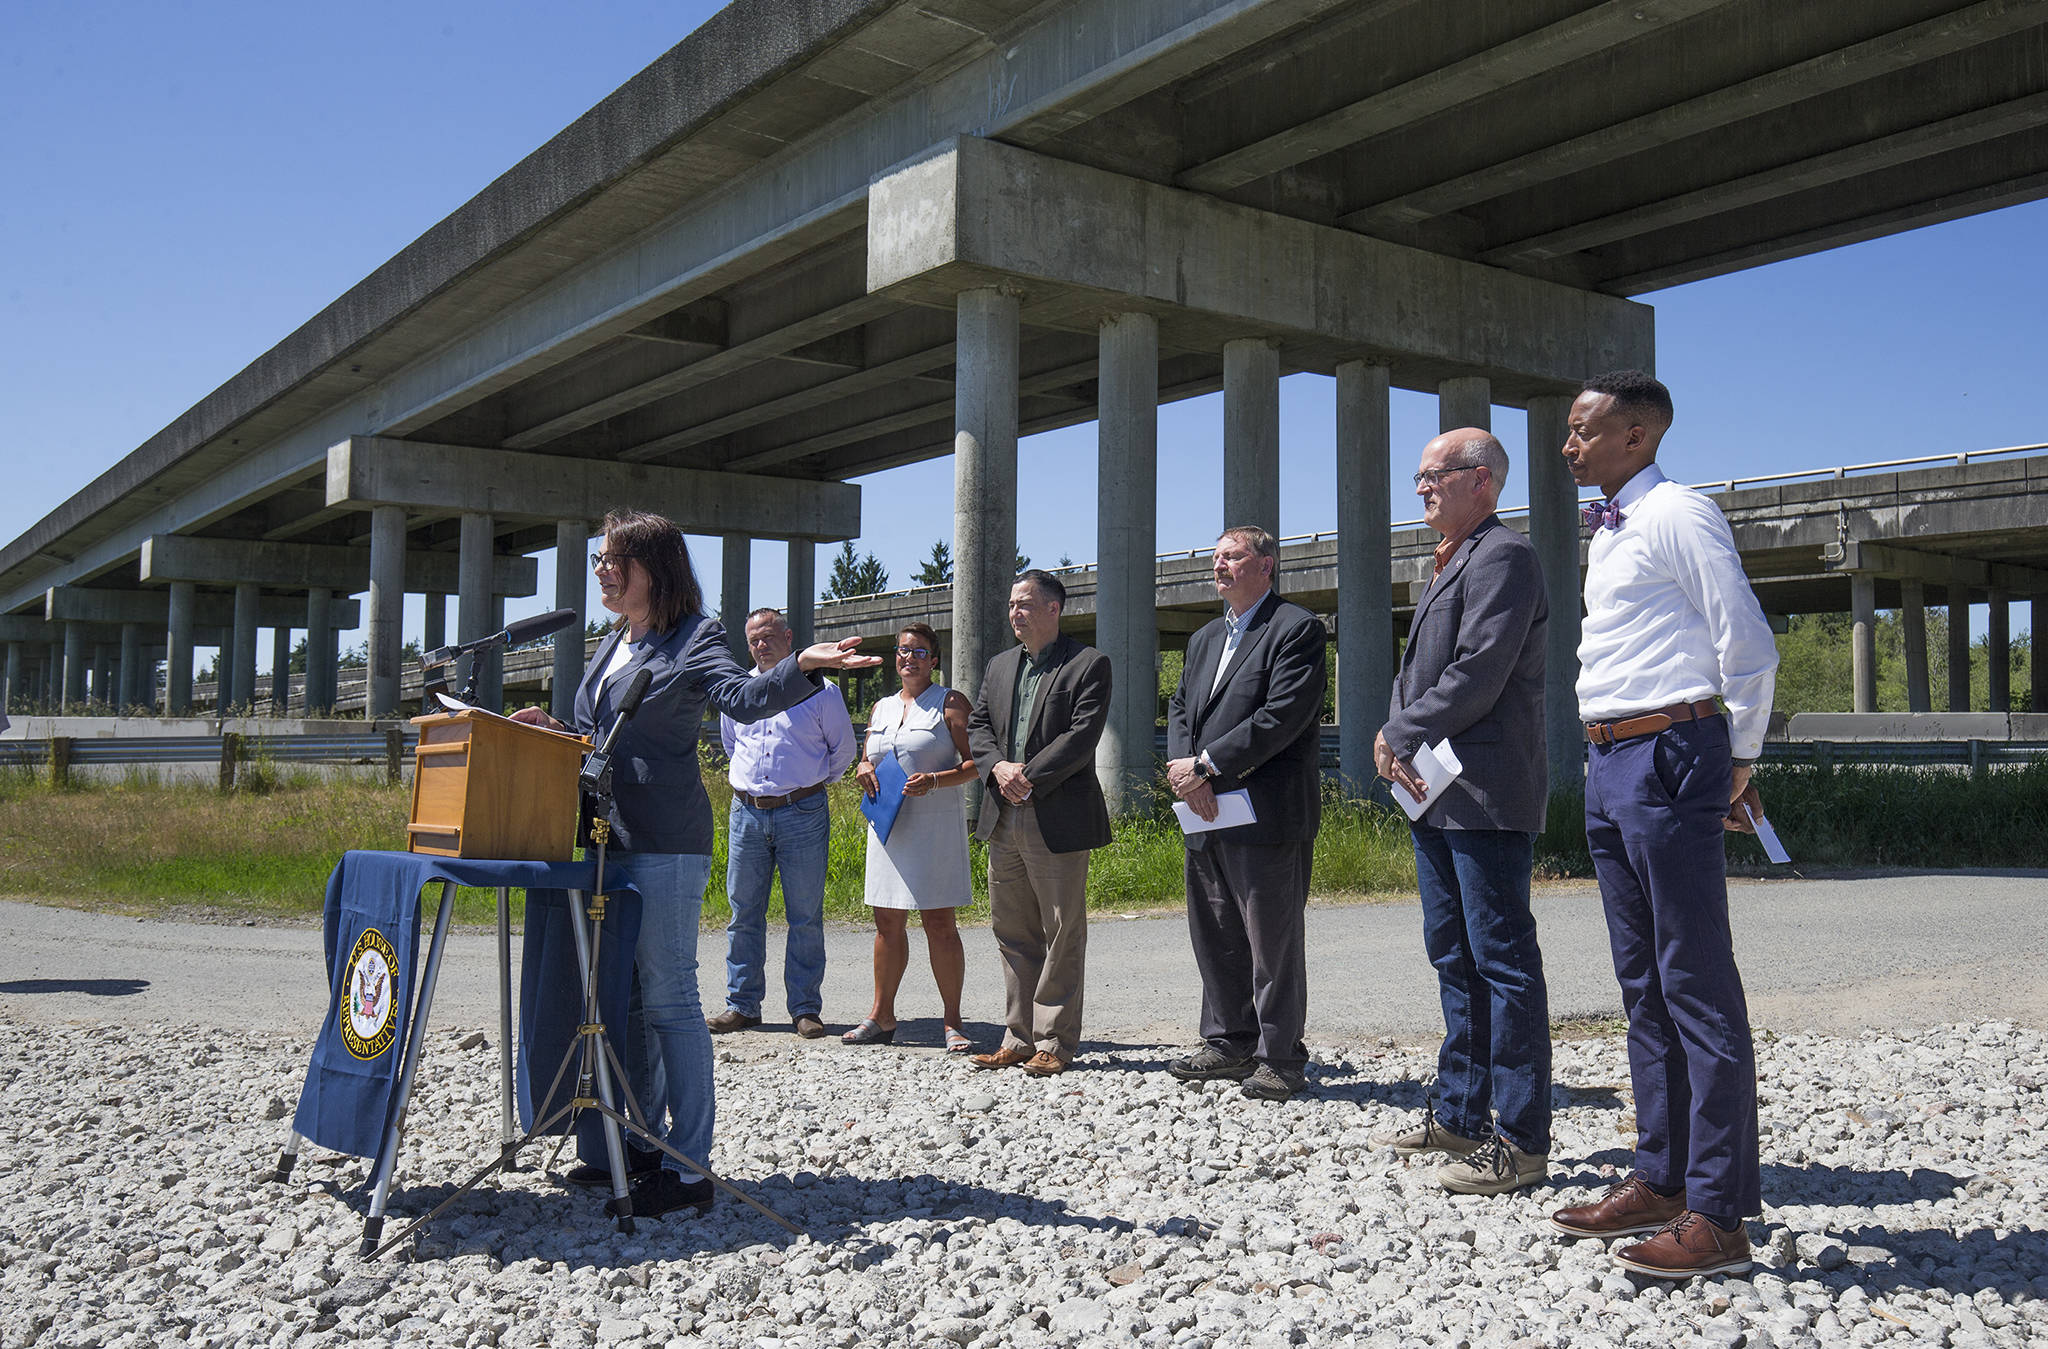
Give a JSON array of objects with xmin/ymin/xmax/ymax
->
[{"xmin": 859, "ymin": 751, "xmax": 910, "ymax": 844}]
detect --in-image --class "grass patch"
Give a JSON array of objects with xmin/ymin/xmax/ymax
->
[{"xmin": 3, "ymin": 755, "xmax": 2037, "ymax": 924}]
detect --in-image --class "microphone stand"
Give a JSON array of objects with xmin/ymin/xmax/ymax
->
[{"xmin": 365, "ymin": 670, "xmax": 801, "ymax": 1259}]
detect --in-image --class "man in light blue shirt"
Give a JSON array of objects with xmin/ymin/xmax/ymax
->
[{"xmin": 709, "ymin": 607, "xmax": 856, "ymax": 1038}]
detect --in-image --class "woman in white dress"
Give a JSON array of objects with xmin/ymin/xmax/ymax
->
[{"xmin": 846, "ymin": 622, "xmax": 976, "ymax": 1050}]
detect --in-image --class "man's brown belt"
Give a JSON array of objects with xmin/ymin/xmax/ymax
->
[
  {"xmin": 733, "ymin": 782, "xmax": 828, "ymax": 810},
  {"xmin": 1583, "ymin": 699, "xmax": 1721, "ymax": 746}
]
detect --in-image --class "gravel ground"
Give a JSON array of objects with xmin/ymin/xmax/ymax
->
[{"xmin": 3, "ymin": 1018, "xmax": 2043, "ymax": 1349}]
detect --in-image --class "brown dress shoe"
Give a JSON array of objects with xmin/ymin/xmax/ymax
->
[
  {"xmin": 1614, "ymin": 1211, "xmax": 1753, "ymax": 1278},
  {"xmin": 1549, "ymin": 1174, "xmax": 1686, "ymax": 1238},
  {"xmin": 1020, "ymin": 1051, "xmax": 1067, "ymax": 1076},
  {"xmin": 970, "ymin": 1045, "xmax": 1034, "ymax": 1071},
  {"xmin": 706, "ymin": 1010, "xmax": 761, "ymax": 1034},
  {"xmin": 793, "ymin": 1014, "xmax": 828, "ymax": 1039}
]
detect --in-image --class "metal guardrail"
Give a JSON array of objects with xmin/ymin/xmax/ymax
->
[{"xmin": 0, "ymin": 728, "xmax": 417, "ymax": 787}]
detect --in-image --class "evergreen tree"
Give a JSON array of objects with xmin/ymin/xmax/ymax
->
[
  {"xmin": 913, "ymin": 540, "xmax": 953, "ymax": 587},
  {"xmin": 822, "ymin": 539, "xmax": 890, "ymax": 599}
]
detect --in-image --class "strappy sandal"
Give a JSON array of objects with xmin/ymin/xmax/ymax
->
[
  {"xmin": 841, "ymin": 1018, "xmax": 896, "ymax": 1045},
  {"xmin": 944, "ymin": 1026, "xmax": 973, "ymax": 1054}
]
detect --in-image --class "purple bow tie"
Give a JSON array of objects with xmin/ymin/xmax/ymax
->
[{"xmin": 1582, "ymin": 500, "xmax": 1626, "ymax": 532}]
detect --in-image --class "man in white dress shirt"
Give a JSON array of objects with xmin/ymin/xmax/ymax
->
[
  {"xmin": 709, "ymin": 608, "xmax": 856, "ymax": 1039},
  {"xmin": 1545, "ymin": 370, "xmax": 1779, "ymax": 1279}
]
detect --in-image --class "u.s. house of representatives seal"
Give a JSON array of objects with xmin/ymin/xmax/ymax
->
[{"xmin": 340, "ymin": 927, "xmax": 399, "ymax": 1060}]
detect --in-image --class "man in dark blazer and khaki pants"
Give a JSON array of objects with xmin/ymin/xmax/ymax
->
[
  {"xmin": 1372, "ymin": 427, "xmax": 1553, "ymax": 1194},
  {"xmin": 1164, "ymin": 526, "xmax": 1329, "ymax": 1102},
  {"xmin": 966, "ymin": 570, "xmax": 1112, "ymax": 1076}
]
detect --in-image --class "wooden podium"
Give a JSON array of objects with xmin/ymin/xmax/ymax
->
[{"xmin": 407, "ymin": 710, "xmax": 591, "ymax": 861}]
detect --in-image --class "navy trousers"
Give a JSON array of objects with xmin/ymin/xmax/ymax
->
[
  {"xmin": 1584, "ymin": 715, "xmax": 1760, "ymax": 1222},
  {"xmin": 1410, "ymin": 825, "xmax": 1552, "ymax": 1155}
]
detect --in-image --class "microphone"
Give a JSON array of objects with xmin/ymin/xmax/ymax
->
[
  {"xmin": 580, "ymin": 668, "xmax": 653, "ymax": 799},
  {"xmin": 422, "ymin": 608, "xmax": 580, "ymax": 668}
]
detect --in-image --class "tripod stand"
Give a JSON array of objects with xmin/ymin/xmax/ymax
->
[{"xmin": 362, "ymin": 681, "xmax": 800, "ymax": 1260}]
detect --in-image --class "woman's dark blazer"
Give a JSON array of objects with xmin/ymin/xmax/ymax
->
[{"xmin": 573, "ymin": 613, "xmax": 821, "ymax": 855}]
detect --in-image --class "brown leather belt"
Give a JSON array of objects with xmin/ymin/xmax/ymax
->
[
  {"xmin": 1584, "ymin": 699, "xmax": 1721, "ymax": 746},
  {"xmin": 733, "ymin": 781, "xmax": 828, "ymax": 810}
]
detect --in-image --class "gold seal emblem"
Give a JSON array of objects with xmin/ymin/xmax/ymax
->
[{"xmin": 340, "ymin": 927, "xmax": 399, "ymax": 1061}]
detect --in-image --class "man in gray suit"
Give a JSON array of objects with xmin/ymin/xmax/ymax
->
[
  {"xmin": 1370, "ymin": 427, "xmax": 1553, "ymax": 1194},
  {"xmin": 1165, "ymin": 527, "xmax": 1329, "ymax": 1102},
  {"xmin": 966, "ymin": 570, "xmax": 1113, "ymax": 1076}
]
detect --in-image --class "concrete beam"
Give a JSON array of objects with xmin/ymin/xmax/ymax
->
[
  {"xmin": 327, "ymin": 437, "xmax": 860, "ymax": 542},
  {"xmin": 45, "ymin": 586, "xmax": 359, "ymax": 629},
  {"xmin": 868, "ymin": 137, "xmax": 1653, "ymax": 393},
  {"xmin": 1178, "ymin": 0, "xmax": 1740, "ymax": 193},
  {"xmin": 141, "ymin": 533, "xmax": 537, "ymax": 597},
  {"xmin": 1342, "ymin": 0, "xmax": 2048, "ymax": 231},
  {"xmin": 1828, "ymin": 540, "xmax": 2048, "ymax": 595}
]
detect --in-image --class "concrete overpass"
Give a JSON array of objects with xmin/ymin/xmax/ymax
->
[{"xmin": 6, "ymin": 0, "xmax": 2048, "ymax": 806}]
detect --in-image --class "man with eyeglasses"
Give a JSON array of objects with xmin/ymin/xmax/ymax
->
[
  {"xmin": 965, "ymin": 570, "xmax": 1112, "ymax": 1076},
  {"xmin": 1368, "ymin": 428, "xmax": 1553, "ymax": 1196},
  {"xmin": 707, "ymin": 607, "xmax": 856, "ymax": 1039}
]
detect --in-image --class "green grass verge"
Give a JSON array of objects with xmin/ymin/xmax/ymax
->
[{"xmin": 2, "ymin": 757, "xmax": 2040, "ymax": 924}]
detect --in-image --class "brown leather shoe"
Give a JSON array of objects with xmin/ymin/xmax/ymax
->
[
  {"xmin": 706, "ymin": 1010, "xmax": 761, "ymax": 1034},
  {"xmin": 1614, "ymin": 1211, "xmax": 1753, "ymax": 1278},
  {"xmin": 793, "ymin": 1014, "xmax": 828, "ymax": 1039},
  {"xmin": 970, "ymin": 1045, "xmax": 1034, "ymax": 1071},
  {"xmin": 1549, "ymin": 1174, "xmax": 1686, "ymax": 1238},
  {"xmin": 1020, "ymin": 1051, "xmax": 1067, "ymax": 1076}
]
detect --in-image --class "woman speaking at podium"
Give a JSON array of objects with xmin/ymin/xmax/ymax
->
[{"xmin": 513, "ymin": 508, "xmax": 877, "ymax": 1218}]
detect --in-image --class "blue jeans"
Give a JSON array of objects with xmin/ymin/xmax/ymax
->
[
  {"xmin": 1410, "ymin": 824, "xmax": 1551, "ymax": 1154},
  {"xmin": 611, "ymin": 850, "xmax": 715, "ymax": 1174},
  {"xmin": 723, "ymin": 793, "xmax": 832, "ymax": 1019}
]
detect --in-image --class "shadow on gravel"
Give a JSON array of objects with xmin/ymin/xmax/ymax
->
[
  {"xmin": 1821, "ymin": 1222, "xmax": 2048, "ymax": 1300},
  {"xmin": 0, "ymin": 977, "xmax": 150, "ymax": 996},
  {"xmin": 1761, "ymin": 1161, "xmax": 1967, "ymax": 1207}
]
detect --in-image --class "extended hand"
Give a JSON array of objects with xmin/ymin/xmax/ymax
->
[
  {"xmin": 798, "ymin": 636, "xmax": 885, "ymax": 672},
  {"xmin": 1724, "ymin": 765, "xmax": 1761, "ymax": 833},
  {"xmin": 1374, "ymin": 730, "xmax": 1427, "ymax": 804},
  {"xmin": 993, "ymin": 760, "xmax": 1033, "ymax": 803}
]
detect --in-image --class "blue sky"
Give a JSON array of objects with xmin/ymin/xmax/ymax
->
[{"xmin": 4, "ymin": 1, "xmax": 2042, "ymax": 654}]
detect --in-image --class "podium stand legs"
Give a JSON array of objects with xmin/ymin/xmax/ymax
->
[{"xmin": 497, "ymin": 885, "xmax": 520, "ymax": 1170}]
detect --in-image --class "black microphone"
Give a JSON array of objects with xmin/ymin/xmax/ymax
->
[
  {"xmin": 422, "ymin": 608, "xmax": 581, "ymax": 668},
  {"xmin": 580, "ymin": 668, "xmax": 653, "ymax": 798}
]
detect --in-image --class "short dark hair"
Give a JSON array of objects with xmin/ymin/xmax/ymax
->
[
  {"xmin": 897, "ymin": 622, "xmax": 940, "ymax": 665},
  {"xmin": 1581, "ymin": 369, "xmax": 1674, "ymax": 430},
  {"xmin": 1014, "ymin": 569, "xmax": 1066, "ymax": 608},
  {"xmin": 601, "ymin": 508, "xmax": 702, "ymax": 635}
]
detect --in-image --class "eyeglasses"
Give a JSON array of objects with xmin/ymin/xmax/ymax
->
[
  {"xmin": 589, "ymin": 552, "xmax": 635, "ymax": 573},
  {"xmin": 1412, "ymin": 466, "xmax": 1480, "ymax": 488},
  {"xmin": 895, "ymin": 646, "xmax": 934, "ymax": 659}
]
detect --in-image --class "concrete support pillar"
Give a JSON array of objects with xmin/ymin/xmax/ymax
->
[
  {"xmin": 1526, "ymin": 393, "xmax": 1583, "ymax": 788},
  {"xmin": 1901, "ymin": 579, "xmax": 1930, "ymax": 713},
  {"xmin": 2035, "ymin": 597, "xmax": 2046, "ymax": 714},
  {"xmin": 3, "ymin": 642, "xmax": 19, "ymax": 711},
  {"xmin": 1438, "ymin": 376, "xmax": 1493, "ymax": 433},
  {"xmin": 271, "ymin": 624, "xmax": 292, "ymax": 713},
  {"xmin": 1222, "ymin": 338, "xmax": 1280, "ymax": 537},
  {"xmin": 1948, "ymin": 561, "xmax": 1972, "ymax": 713},
  {"xmin": 1334, "ymin": 360, "xmax": 1392, "ymax": 799},
  {"xmin": 61, "ymin": 623, "xmax": 85, "ymax": 711},
  {"xmin": 553, "ymin": 521, "xmax": 589, "ymax": 724},
  {"xmin": 367, "ymin": 506, "xmax": 406, "ymax": 719},
  {"xmin": 423, "ymin": 592, "xmax": 447, "ymax": 657},
  {"xmin": 722, "ymin": 535, "xmax": 752, "ymax": 664},
  {"xmin": 167, "ymin": 580, "xmax": 196, "ymax": 714},
  {"xmin": 1095, "ymin": 311, "xmax": 1160, "ymax": 815},
  {"xmin": 787, "ymin": 540, "xmax": 816, "ymax": 649},
  {"xmin": 952, "ymin": 287, "xmax": 1020, "ymax": 757},
  {"xmin": 227, "ymin": 582, "xmax": 260, "ymax": 713},
  {"xmin": 458, "ymin": 512, "xmax": 501, "ymax": 711},
  {"xmin": 1850, "ymin": 572, "xmax": 1878, "ymax": 714},
  {"xmin": 1988, "ymin": 588, "xmax": 2011, "ymax": 712},
  {"xmin": 306, "ymin": 588, "xmax": 333, "ymax": 714},
  {"xmin": 118, "ymin": 623, "xmax": 142, "ymax": 711},
  {"xmin": 88, "ymin": 644, "xmax": 107, "ymax": 706}
]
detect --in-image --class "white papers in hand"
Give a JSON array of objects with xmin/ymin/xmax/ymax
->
[
  {"xmin": 1744, "ymin": 804, "xmax": 1791, "ymax": 864},
  {"xmin": 1174, "ymin": 789, "xmax": 1256, "ymax": 835},
  {"xmin": 1395, "ymin": 739, "xmax": 1464, "ymax": 822}
]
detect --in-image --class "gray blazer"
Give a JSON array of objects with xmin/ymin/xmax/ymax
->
[{"xmin": 1382, "ymin": 516, "xmax": 1548, "ymax": 833}]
